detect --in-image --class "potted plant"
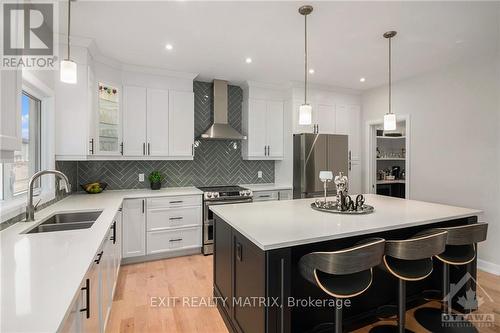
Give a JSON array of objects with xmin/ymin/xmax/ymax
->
[{"xmin": 148, "ymin": 171, "xmax": 164, "ymax": 190}]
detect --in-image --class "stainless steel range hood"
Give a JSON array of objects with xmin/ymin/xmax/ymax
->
[{"xmin": 200, "ymin": 80, "xmax": 247, "ymax": 140}]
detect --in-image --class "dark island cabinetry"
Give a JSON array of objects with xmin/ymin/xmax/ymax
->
[{"xmin": 214, "ymin": 216, "xmax": 291, "ymax": 333}]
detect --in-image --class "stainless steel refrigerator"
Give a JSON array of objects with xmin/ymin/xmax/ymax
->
[{"xmin": 293, "ymin": 133, "xmax": 348, "ymax": 199}]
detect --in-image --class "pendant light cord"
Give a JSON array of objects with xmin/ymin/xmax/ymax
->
[
  {"xmin": 388, "ymin": 36, "xmax": 392, "ymax": 115},
  {"xmin": 67, "ymin": 0, "xmax": 71, "ymax": 60},
  {"xmin": 304, "ymin": 14, "xmax": 308, "ymax": 104}
]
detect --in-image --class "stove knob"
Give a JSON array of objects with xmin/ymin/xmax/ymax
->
[{"xmin": 207, "ymin": 192, "xmax": 213, "ymax": 199}]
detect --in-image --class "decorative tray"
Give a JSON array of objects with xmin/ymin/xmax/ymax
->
[{"xmin": 310, "ymin": 202, "xmax": 375, "ymax": 215}]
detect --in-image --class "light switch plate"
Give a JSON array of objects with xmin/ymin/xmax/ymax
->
[
  {"xmin": 257, "ymin": 171, "xmax": 263, "ymax": 178},
  {"xmin": 139, "ymin": 173, "xmax": 145, "ymax": 182}
]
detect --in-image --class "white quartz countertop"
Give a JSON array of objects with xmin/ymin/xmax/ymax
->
[
  {"xmin": 210, "ymin": 194, "xmax": 482, "ymax": 251},
  {"xmin": 0, "ymin": 187, "xmax": 202, "ymax": 333},
  {"xmin": 239, "ymin": 183, "xmax": 293, "ymax": 192}
]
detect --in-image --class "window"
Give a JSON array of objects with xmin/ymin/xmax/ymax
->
[{"xmin": 1, "ymin": 92, "xmax": 41, "ymax": 200}]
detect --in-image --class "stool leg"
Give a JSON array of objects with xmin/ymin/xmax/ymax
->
[
  {"xmin": 334, "ymin": 298, "xmax": 342, "ymax": 333},
  {"xmin": 442, "ymin": 262, "xmax": 450, "ymax": 314},
  {"xmin": 398, "ymin": 279, "xmax": 406, "ymax": 333}
]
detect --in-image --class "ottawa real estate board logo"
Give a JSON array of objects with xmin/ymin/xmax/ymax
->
[{"xmin": 1, "ymin": 1, "xmax": 58, "ymax": 70}]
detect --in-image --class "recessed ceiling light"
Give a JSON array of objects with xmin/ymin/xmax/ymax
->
[
  {"xmin": 308, "ymin": 68, "xmax": 315, "ymax": 74},
  {"xmin": 245, "ymin": 57, "xmax": 252, "ymax": 64},
  {"xmin": 360, "ymin": 77, "xmax": 366, "ymax": 82},
  {"xmin": 165, "ymin": 44, "xmax": 173, "ymax": 50}
]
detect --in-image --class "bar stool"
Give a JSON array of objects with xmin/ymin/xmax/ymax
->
[
  {"xmin": 370, "ymin": 229, "xmax": 448, "ymax": 333},
  {"xmin": 414, "ymin": 223, "xmax": 488, "ymax": 333},
  {"xmin": 299, "ymin": 238, "xmax": 385, "ymax": 333}
]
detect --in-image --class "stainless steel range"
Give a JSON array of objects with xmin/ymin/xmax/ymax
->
[{"xmin": 198, "ymin": 185, "xmax": 253, "ymax": 255}]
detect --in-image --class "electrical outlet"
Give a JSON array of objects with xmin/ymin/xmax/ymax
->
[
  {"xmin": 257, "ymin": 171, "xmax": 263, "ymax": 178},
  {"xmin": 139, "ymin": 173, "xmax": 145, "ymax": 182}
]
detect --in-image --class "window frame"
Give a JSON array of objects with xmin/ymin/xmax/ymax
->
[
  {"xmin": 0, "ymin": 73, "xmax": 55, "ymax": 223},
  {"xmin": 12, "ymin": 91, "xmax": 42, "ymax": 197}
]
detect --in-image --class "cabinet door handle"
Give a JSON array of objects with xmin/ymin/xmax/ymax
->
[
  {"xmin": 120, "ymin": 142, "xmax": 123, "ymax": 155},
  {"xmin": 264, "ymin": 146, "xmax": 267, "ymax": 156},
  {"xmin": 268, "ymin": 145, "xmax": 270, "ymax": 156},
  {"xmin": 349, "ymin": 161, "xmax": 352, "ymax": 171},
  {"xmin": 143, "ymin": 143, "xmax": 146, "ymax": 155},
  {"xmin": 192, "ymin": 144, "xmax": 194, "ymax": 156},
  {"xmin": 236, "ymin": 242, "xmax": 242, "ymax": 261},
  {"xmin": 169, "ymin": 238, "xmax": 183, "ymax": 242},
  {"xmin": 169, "ymin": 200, "xmax": 183, "ymax": 204},
  {"xmin": 349, "ymin": 150, "xmax": 351, "ymax": 160},
  {"xmin": 94, "ymin": 251, "xmax": 104, "ymax": 264},
  {"xmin": 148, "ymin": 142, "xmax": 151, "ymax": 155},
  {"xmin": 89, "ymin": 139, "xmax": 94, "ymax": 155},
  {"xmin": 111, "ymin": 221, "xmax": 116, "ymax": 244},
  {"xmin": 80, "ymin": 278, "xmax": 90, "ymax": 319},
  {"xmin": 169, "ymin": 217, "xmax": 183, "ymax": 221},
  {"xmin": 142, "ymin": 199, "xmax": 145, "ymax": 214}
]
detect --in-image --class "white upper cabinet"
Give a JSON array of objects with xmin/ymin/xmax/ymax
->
[
  {"xmin": 336, "ymin": 104, "xmax": 361, "ymax": 160},
  {"xmin": 55, "ymin": 57, "xmax": 92, "ymax": 160},
  {"xmin": 94, "ymin": 83, "xmax": 122, "ymax": 156},
  {"xmin": 266, "ymin": 100, "xmax": 284, "ymax": 158},
  {"xmin": 347, "ymin": 105, "xmax": 361, "ymax": 160},
  {"xmin": 123, "ymin": 86, "xmax": 147, "ymax": 156},
  {"xmin": 242, "ymin": 98, "xmax": 284, "ymax": 160},
  {"xmin": 168, "ymin": 91, "xmax": 194, "ymax": 157},
  {"xmin": 242, "ymin": 83, "xmax": 285, "ymax": 160},
  {"xmin": 123, "ymin": 86, "xmax": 194, "ymax": 158},
  {"xmin": 315, "ymin": 103, "xmax": 336, "ymax": 134},
  {"xmin": 292, "ymin": 100, "xmax": 336, "ymax": 134},
  {"xmin": 0, "ymin": 69, "xmax": 22, "ymax": 155},
  {"xmin": 147, "ymin": 89, "xmax": 170, "ymax": 156},
  {"xmin": 244, "ymin": 99, "xmax": 267, "ymax": 157}
]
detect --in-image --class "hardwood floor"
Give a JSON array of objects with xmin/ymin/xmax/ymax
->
[{"xmin": 106, "ymin": 255, "xmax": 499, "ymax": 333}]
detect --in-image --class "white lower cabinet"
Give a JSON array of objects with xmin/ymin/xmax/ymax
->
[
  {"xmin": 61, "ymin": 216, "xmax": 121, "ymax": 333},
  {"xmin": 145, "ymin": 195, "xmax": 202, "ymax": 255},
  {"xmin": 147, "ymin": 227, "xmax": 202, "ymax": 254},
  {"xmin": 278, "ymin": 189, "xmax": 293, "ymax": 201},
  {"xmin": 122, "ymin": 195, "xmax": 202, "ymax": 258},
  {"xmin": 122, "ymin": 198, "xmax": 146, "ymax": 258},
  {"xmin": 253, "ymin": 189, "xmax": 292, "ymax": 202}
]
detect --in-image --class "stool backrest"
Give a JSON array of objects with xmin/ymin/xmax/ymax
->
[
  {"xmin": 299, "ymin": 238, "xmax": 385, "ymax": 282},
  {"xmin": 438, "ymin": 223, "xmax": 488, "ymax": 245},
  {"xmin": 385, "ymin": 230, "xmax": 447, "ymax": 260}
]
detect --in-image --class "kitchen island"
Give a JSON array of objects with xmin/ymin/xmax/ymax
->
[{"xmin": 210, "ymin": 194, "xmax": 482, "ymax": 333}]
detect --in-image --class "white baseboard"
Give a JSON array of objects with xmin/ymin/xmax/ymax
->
[{"xmin": 477, "ymin": 259, "xmax": 500, "ymax": 276}]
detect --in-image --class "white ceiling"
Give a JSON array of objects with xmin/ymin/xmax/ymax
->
[{"xmin": 65, "ymin": 1, "xmax": 500, "ymax": 90}]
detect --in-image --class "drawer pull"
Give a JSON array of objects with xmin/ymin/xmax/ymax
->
[
  {"xmin": 169, "ymin": 217, "xmax": 184, "ymax": 221},
  {"xmin": 259, "ymin": 195, "xmax": 271, "ymax": 198},
  {"xmin": 169, "ymin": 200, "xmax": 184, "ymax": 204},
  {"xmin": 169, "ymin": 238, "xmax": 183, "ymax": 242}
]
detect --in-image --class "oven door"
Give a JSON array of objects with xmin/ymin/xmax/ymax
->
[{"xmin": 203, "ymin": 198, "xmax": 253, "ymax": 245}]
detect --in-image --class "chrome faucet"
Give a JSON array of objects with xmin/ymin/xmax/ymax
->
[{"xmin": 25, "ymin": 170, "xmax": 71, "ymax": 222}]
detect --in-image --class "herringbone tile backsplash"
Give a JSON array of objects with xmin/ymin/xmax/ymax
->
[{"xmin": 56, "ymin": 81, "xmax": 274, "ymax": 190}]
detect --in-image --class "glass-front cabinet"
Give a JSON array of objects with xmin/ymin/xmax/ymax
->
[{"xmin": 93, "ymin": 82, "xmax": 122, "ymax": 155}]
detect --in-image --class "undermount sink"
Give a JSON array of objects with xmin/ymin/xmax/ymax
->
[{"xmin": 26, "ymin": 211, "xmax": 103, "ymax": 234}]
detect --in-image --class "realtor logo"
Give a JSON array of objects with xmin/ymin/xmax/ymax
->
[
  {"xmin": 1, "ymin": 1, "xmax": 58, "ymax": 69},
  {"xmin": 442, "ymin": 272, "xmax": 495, "ymax": 328}
]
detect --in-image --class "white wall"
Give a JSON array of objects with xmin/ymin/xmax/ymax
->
[{"xmin": 361, "ymin": 57, "xmax": 500, "ymax": 271}]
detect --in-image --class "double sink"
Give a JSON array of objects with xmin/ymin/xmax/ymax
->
[{"xmin": 26, "ymin": 211, "xmax": 103, "ymax": 234}]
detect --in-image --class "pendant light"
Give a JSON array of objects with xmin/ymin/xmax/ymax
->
[
  {"xmin": 383, "ymin": 31, "xmax": 397, "ymax": 131},
  {"xmin": 298, "ymin": 5, "xmax": 313, "ymax": 125},
  {"xmin": 60, "ymin": 0, "xmax": 77, "ymax": 84}
]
